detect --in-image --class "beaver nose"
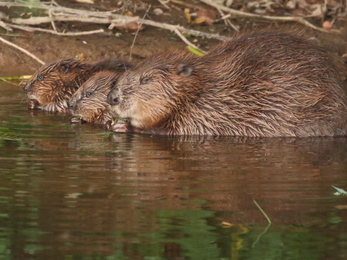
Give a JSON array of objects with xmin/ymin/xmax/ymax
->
[
  {"xmin": 69, "ymin": 93, "xmax": 82, "ymax": 109},
  {"xmin": 107, "ymin": 88, "xmax": 120, "ymax": 105},
  {"xmin": 23, "ymin": 82, "xmax": 30, "ymax": 93},
  {"xmin": 68, "ymin": 99, "xmax": 76, "ymax": 109}
]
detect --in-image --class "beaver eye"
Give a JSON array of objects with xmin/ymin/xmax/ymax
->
[
  {"xmin": 140, "ymin": 77, "xmax": 150, "ymax": 84},
  {"xmin": 37, "ymin": 74, "xmax": 44, "ymax": 81},
  {"xmin": 85, "ymin": 92, "xmax": 92, "ymax": 98}
]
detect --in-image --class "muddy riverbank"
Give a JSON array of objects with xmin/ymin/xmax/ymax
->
[{"xmin": 1, "ymin": 0, "xmax": 347, "ymax": 77}]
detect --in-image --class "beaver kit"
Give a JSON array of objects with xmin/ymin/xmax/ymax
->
[
  {"xmin": 107, "ymin": 31, "xmax": 347, "ymax": 137},
  {"xmin": 69, "ymin": 71, "xmax": 120, "ymax": 124},
  {"xmin": 23, "ymin": 58, "xmax": 131, "ymax": 113}
]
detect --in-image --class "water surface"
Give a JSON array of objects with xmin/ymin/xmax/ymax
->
[{"xmin": 1, "ymin": 82, "xmax": 347, "ymax": 260}]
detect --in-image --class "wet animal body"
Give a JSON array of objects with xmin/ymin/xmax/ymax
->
[
  {"xmin": 107, "ymin": 32, "xmax": 347, "ymax": 137},
  {"xmin": 23, "ymin": 58, "xmax": 131, "ymax": 113},
  {"xmin": 70, "ymin": 71, "xmax": 120, "ymax": 124}
]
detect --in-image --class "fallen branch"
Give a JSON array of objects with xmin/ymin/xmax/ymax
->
[
  {"xmin": 0, "ymin": 36, "xmax": 45, "ymax": 65},
  {"xmin": 0, "ymin": 0, "xmax": 341, "ymax": 35},
  {"xmin": 1, "ymin": 22, "xmax": 104, "ymax": 36},
  {"xmin": 139, "ymin": 19, "xmax": 229, "ymax": 40},
  {"xmin": 0, "ymin": 2, "xmax": 230, "ymax": 41},
  {"xmin": 0, "ymin": 20, "xmax": 12, "ymax": 31},
  {"xmin": 10, "ymin": 15, "xmax": 230, "ymax": 40},
  {"xmin": 199, "ymin": 0, "xmax": 340, "ymax": 33}
]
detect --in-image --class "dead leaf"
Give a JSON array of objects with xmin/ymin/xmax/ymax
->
[
  {"xmin": 153, "ymin": 8, "xmax": 163, "ymax": 15},
  {"xmin": 113, "ymin": 12, "xmax": 145, "ymax": 33},
  {"xmin": 193, "ymin": 17, "xmax": 207, "ymax": 24},
  {"xmin": 310, "ymin": 4, "xmax": 323, "ymax": 17},
  {"xmin": 75, "ymin": 0, "xmax": 94, "ymax": 3},
  {"xmin": 75, "ymin": 53, "xmax": 85, "ymax": 61},
  {"xmin": 184, "ymin": 8, "xmax": 191, "ymax": 23},
  {"xmin": 194, "ymin": 9, "xmax": 217, "ymax": 25},
  {"xmin": 221, "ymin": 221, "xmax": 233, "ymax": 228},
  {"xmin": 335, "ymin": 205, "xmax": 347, "ymax": 209},
  {"xmin": 115, "ymin": 21, "xmax": 145, "ymax": 33},
  {"xmin": 286, "ymin": 0, "xmax": 297, "ymax": 10},
  {"xmin": 322, "ymin": 20, "xmax": 333, "ymax": 29}
]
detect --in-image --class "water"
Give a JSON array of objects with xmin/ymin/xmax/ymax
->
[{"xmin": 1, "ymin": 81, "xmax": 347, "ymax": 260}]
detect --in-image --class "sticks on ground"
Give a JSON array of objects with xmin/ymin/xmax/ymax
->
[
  {"xmin": 0, "ymin": 2, "xmax": 230, "ymax": 41},
  {"xmin": 199, "ymin": 0, "xmax": 340, "ymax": 33},
  {"xmin": 0, "ymin": 1, "xmax": 340, "ymax": 64},
  {"xmin": 0, "ymin": 0, "xmax": 338, "ymax": 45}
]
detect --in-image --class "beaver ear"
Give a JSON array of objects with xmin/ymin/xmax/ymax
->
[
  {"xmin": 177, "ymin": 64, "xmax": 192, "ymax": 76},
  {"xmin": 58, "ymin": 60, "xmax": 72, "ymax": 73}
]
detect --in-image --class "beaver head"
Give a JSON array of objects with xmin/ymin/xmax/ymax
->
[
  {"xmin": 23, "ymin": 59, "xmax": 93, "ymax": 112},
  {"xmin": 71, "ymin": 71, "xmax": 119, "ymax": 124},
  {"xmin": 107, "ymin": 52, "xmax": 197, "ymax": 129}
]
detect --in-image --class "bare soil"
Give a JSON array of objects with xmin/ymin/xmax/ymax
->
[{"xmin": 1, "ymin": 0, "xmax": 347, "ymax": 76}]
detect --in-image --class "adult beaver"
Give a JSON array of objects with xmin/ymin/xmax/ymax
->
[
  {"xmin": 107, "ymin": 31, "xmax": 347, "ymax": 137},
  {"xmin": 69, "ymin": 71, "xmax": 119, "ymax": 124},
  {"xmin": 23, "ymin": 58, "xmax": 131, "ymax": 113}
]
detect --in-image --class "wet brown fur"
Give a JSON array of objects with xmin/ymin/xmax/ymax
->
[
  {"xmin": 107, "ymin": 31, "xmax": 347, "ymax": 137},
  {"xmin": 23, "ymin": 58, "xmax": 131, "ymax": 112},
  {"xmin": 70, "ymin": 71, "xmax": 120, "ymax": 124}
]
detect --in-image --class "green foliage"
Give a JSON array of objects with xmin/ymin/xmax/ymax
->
[{"xmin": 187, "ymin": 46, "xmax": 206, "ymax": 56}]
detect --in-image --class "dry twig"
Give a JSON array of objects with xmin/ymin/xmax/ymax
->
[
  {"xmin": 129, "ymin": 5, "xmax": 151, "ymax": 60},
  {"xmin": 1, "ymin": 22, "xmax": 104, "ymax": 35},
  {"xmin": 0, "ymin": 36, "xmax": 45, "ymax": 65}
]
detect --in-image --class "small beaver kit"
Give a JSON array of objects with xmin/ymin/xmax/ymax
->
[
  {"xmin": 69, "ymin": 71, "xmax": 120, "ymax": 124},
  {"xmin": 23, "ymin": 58, "xmax": 131, "ymax": 113},
  {"xmin": 107, "ymin": 31, "xmax": 347, "ymax": 137}
]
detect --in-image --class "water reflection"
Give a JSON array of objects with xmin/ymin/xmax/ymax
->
[{"xmin": 1, "ymin": 82, "xmax": 347, "ymax": 259}]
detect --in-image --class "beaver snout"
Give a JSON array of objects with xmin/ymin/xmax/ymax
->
[
  {"xmin": 107, "ymin": 88, "xmax": 120, "ymax": 106},
  {"xmin": 68, "ymin": 96, "xmax": 79, "ymax": 110},
  {"xmin": 23, "ymin": 82, "xmax": 31, "ymax": 93},
  {"xmin": 68, "ymin": 101, "xmax": 75, "ymax": 110}
]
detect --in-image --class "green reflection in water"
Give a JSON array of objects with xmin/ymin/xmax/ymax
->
[
  {"xmin": 241, "ymin": 231, "xmax": 331, "ymax": 260},
  {"xmin": 155, "ymin": 209, "xmax": 219, "ymax": 260},
  {"xmin": 106, "ymin": 249, "xmax": 129, "ymax": 260},
  {"xmin": 1, "ymin": 82, "xmax": 347, "ymax": 260}
]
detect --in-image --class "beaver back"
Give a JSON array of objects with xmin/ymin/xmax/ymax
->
[{"xmin": 107, "ymin": 32, "xmax": 347, "ymax": 137}]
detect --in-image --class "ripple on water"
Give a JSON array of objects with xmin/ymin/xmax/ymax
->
[{"xmin": 1, "ymin": 82, "xmax": 347, "ymax": 259}]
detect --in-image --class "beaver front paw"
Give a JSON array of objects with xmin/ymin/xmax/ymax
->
[
  {"xmin": 70, "ymin": 116, "xmax": 85, "ymax": 124},
  {"xmin": 109, "ymin": 119, "xmax": 131, "ymax": 133}
]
